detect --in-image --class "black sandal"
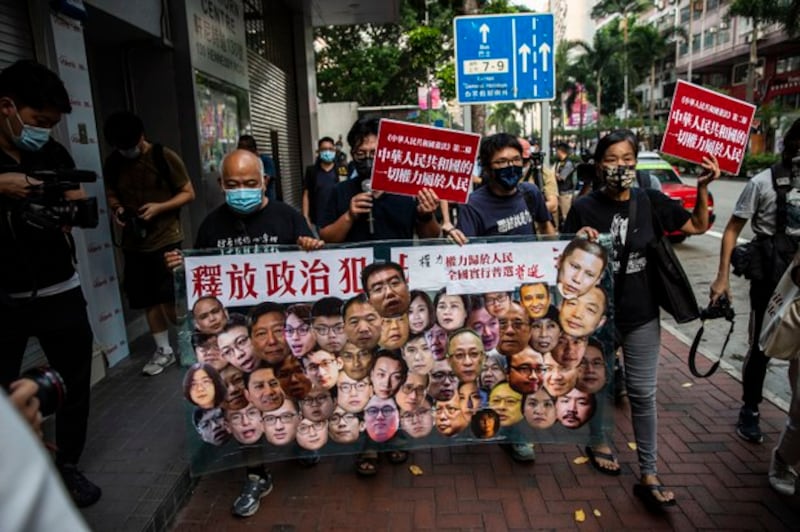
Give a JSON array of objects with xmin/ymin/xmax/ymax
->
[
  {"xmin": 633, "ymin": 483, "xmax": 677, "ymax": 512},
  {"xmin": 387, "ymin": 450, "xmax": 409, "ymax": 465},
  {"xmin": 355, "ymin": 453, "xmax": 378, "ymax": 477},
  {"xmin": 585, "ymin": 446, "xmax": 621, "ymax": 476}
]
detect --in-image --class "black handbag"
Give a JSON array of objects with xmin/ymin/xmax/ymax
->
[{"xmin": 632, "ymin": 190, "xmax": 700, "ymax": 323}]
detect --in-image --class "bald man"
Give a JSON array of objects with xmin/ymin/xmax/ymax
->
[
  {"xmin": 164, "ymin": 148, "xmax": 322, "ymax": 518},
  {"xmin": 165, "ymin": 149, "xmax": 322, "ymax": 269}
]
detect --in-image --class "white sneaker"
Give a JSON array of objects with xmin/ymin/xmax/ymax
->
[
  {"xmin": 142, "ymin": 347, "xmax": 175, "ymax": 376},
  {"xmin": 769, "ymin": 448, "xmax": 798, "ymax": 496}
]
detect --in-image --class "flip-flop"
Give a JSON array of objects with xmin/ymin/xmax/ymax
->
[
  {"xmin": 584, "ymin": 446, "xmax": 621, "ymax": 476},
  {"xmin": 355, "ymin": 454, "xmax": 378, "ymax": 477},
  {"xmin": 633, "ymin": 483, "xmax": 677, "ymax": 512},
  {"xmin": 387, "ymin": 450, "xmax": 409, "ymax": 465}
]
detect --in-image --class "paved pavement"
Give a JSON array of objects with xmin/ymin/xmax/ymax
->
[{"xmin": 167, "ymin": 331, "xmax": 800, "ymax": 531}]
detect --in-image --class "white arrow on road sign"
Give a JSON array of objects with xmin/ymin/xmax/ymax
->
[
  {"xmin": 479, "ymin": 23, "xmax": 489, "ymax": 44},
  {"xmin": 539, "ymin": 42, "xmax": 551, "ymax": 72},
  {"xmin": 518, "ymin": 43, "xmax": 531, "ymax": 73}
]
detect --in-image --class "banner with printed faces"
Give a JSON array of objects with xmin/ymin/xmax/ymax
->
[{"xmin": 178, "ymin": 236, "xmax": 616, "ymax": 475}]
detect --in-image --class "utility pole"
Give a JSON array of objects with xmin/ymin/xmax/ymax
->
[{"xmin": 463, "ymin": 0, "xmax": 485, "ymax": 134}]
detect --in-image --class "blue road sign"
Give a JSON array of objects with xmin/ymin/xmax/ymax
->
[{"xmin": 454, "ymin": 13, "xmax": 555, "ymax": 104}]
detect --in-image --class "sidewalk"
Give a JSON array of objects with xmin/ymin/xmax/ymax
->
[{"xmin": 77, "ymin": 330, "xmax": 800, "ymax": 531}]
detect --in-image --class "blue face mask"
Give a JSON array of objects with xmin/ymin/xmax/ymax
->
[
  {"xmin": 8, "ymin": 111, "xmax": 51, "ymax": 152},
  {"xmin": 225, "ymin": 188, "xmax": 263, "ymax": 214},
  {"xmin": 319, "ymin": 150, "xmax": 336, "ymax": 163},
  {"xmin": 493, "ymin": 165, "xmax": 523, "ymax": 190}
]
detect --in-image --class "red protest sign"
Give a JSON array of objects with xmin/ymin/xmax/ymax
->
[
  {"xmin": 371, "ymin": 119, "xmax": 481, "ymax": 204},
  {"xmin": 660, "ymin": 80, "xmax": 756, "ymax": 175}
]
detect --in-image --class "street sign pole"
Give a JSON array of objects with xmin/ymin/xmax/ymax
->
[{"xmin": 463, "ymin": 105, "xmax": 472, "ymax": 133}]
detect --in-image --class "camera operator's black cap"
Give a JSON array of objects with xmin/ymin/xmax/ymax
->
[{"xmin": 104, "ymin": 111, "xmax": 144, "ymax": 149}]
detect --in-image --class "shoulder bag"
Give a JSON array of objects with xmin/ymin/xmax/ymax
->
[{"xmin": 759, "ymin": 251, "xmax": 800, "ymax": 360}]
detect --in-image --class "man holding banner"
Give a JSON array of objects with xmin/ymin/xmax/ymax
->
[{"xmin": 317, "ymin": 117, "xmax": 441, "ymax": 243}]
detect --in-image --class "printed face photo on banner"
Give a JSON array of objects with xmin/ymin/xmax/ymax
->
[{"xmin": 181, "ymin": 238, "xmax": 612, "ymax": 452}]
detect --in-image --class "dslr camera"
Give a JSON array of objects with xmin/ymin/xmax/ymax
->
[
  {"xmin": 117, "ymin": 209, "xmax": 148, "ymax": 241},
  {"xmin": 11, "ymin": 366, "xmax": 67, "ymax": 418},
  {"xmin": 14, "ymin": 169, "xmax": 99, "ymax": 230},
  {"xmin": 700, "ymin": 294, "xmax": 735, "ymax": 322}
]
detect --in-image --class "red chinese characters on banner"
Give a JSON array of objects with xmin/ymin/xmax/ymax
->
[
  {"xmin": 186, "ymin": 249, "xmax": 373, "ymax": 307},
  {"xmin": 660, "ymin": 80, "xmax": 756, "ymax": 175},
  {"xmin": 371, "ymin": 119, "xmax": 481, "ymax": 204}
]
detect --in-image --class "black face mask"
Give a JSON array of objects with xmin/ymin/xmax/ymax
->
[
  {"xmin": 353, "ymin": 157, "xmax": 374, "ymax": 181},
  {"xmin": 493, "ymin": 165, "xmax": 523, "ymax": 190}
]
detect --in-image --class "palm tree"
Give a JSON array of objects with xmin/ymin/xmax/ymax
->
[
  {"xmin": 486, "ymin": 103, "xmax": 521, "ymax": 136},
  {"xmin": 590, "ymin": 0, "xmax": 654, "ymax": 122},
  {"xmin": 629, "ymin": 23, "xmax": 687, "ymax": 128},
  {"xmin": 572, "ymin": 27, "xmax": 621, "ymax": 119}
]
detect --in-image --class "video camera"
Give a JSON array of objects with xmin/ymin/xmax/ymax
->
[
  {"xmin": 529, "ymin": 152, "xmax": 544, "ymax": 169},
  {"xmin": 12, "ymin": 169, "xmax": 99, "ymax": 230}
]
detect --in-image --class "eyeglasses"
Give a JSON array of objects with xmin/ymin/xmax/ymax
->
[
  {"xmin": 510, "ymin": 364, "xmax": 546, "ymax": 377},
  {"xmin": 430, "ymin": 371, "xmax": 457, "ymax": 381},
  {"xmin": 400, "ymin": 408, "xmax": 432, "ymax": 422},
  {"xmin": 580, "ymin": 359, "xmax": 606, "ymax": 369},
  {"xmin": 301, "ymin": 395, "xmax": 331, "ymax": 405},
  {"xmin": 339, "ymin": 381, "xmax": 369, "ymax": 393},
  {"xmin": 365, "ymin": 405, "xmax": 397, "ymax": 417},
  {"xmin": 313, "ymin": 323, "xmax": 345, "ymax": 335},
  {"xmin": 368, "ymin": 276, "xmax": 405, "ymax": 296},
  {"xmin": 485, "ymin": 294, "xmax": 509, "ymax": 306},
  {"xmin": 285, "ymin": 324, "xmax": 311, "ymax": 336},
  {"xmin": 490, "ymin": 396, "xmax": 521, "ymax": 408},
  {"xmin": 306, "ymin": 359, "xmax": 336, "ymax": 373},
  {"xmin": 339, "ymin": 351, "xmax": 372, "ymax": 363},
  {"xmin": 190, "ymin": 377, "xmax": 214, "ymax": 390},
  {"xmin": 229, "ymin": 409, "xmax": 262, "ymax": 425},
  {"xmin": 440, "ymin": 405, "xmax": 461, "ymax": 416},
  {"xmin": 220, "ymin": 335, "xmax": 250, "ymax": 357},
  {"xmin": 297, "ymin": 420, "xmax": 327, "ymax": 434},
  {"xmin": 498, "ymin": 319, "xmax": 530, "ymax": 331},
  {"xmin": 353, "ymin": 150, "xmax": 377, "ymax": 161},
  {"xmin": 448, "ymin": 351, "xmax": 483, "ymax": 362},
  {"xmin": 330, "ymin": 413, "xmax": 358, "ymax": 424},
  {"xmin": 263, "ymin": 412, "xmax": 298, "ymax": 425},
  {"xmin": 490, "ymin": 156, "xmax": 523, "ymax": 168},
  {"xmin": 399, "ymin": 383, "xmax": 427, "ymax": 396}
]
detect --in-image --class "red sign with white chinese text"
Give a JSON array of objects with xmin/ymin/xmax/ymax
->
[
  {"xmin": 660, "ymin": 80, "xmax": 756, "ymax": 175},
  {"xmin": 371, "ymin": 119, "xmax": 481, "ymax": 204}
]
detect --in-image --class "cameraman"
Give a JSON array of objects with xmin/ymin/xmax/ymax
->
[
  {"xmin": 103, "ymin": 111, "xmax": 196, "ymax": 376},
  {"xmin": 0, "ymin": 61, "xmax": 100, "ymax": 506}
]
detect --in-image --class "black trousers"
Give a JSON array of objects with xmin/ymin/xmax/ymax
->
[
  {"xmin": 741, "ymin": 277, "xmax": 777, "ymax": 409},
  {"xmin": 0, "ymin": 286, "xmax": 94, "ymax": 465}
]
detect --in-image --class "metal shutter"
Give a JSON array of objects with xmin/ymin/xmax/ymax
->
[
  {"xmin": 0, "ymin": 0, "xmax": 34, "ymax": 69},
  {"xmin": 245, "ymin": 1, "xmax": 302, "ymax": 209}
]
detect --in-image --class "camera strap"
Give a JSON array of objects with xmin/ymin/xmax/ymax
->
[{"xmin": 688, "ymin": 315, "xmax": 735, "ymax": 378}]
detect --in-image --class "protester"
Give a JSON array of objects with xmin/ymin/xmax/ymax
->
[
  {"xmin": 237, "ymin": 134, "xmax": 279, "ymax": 200},
  {"xmin": 553, "ymin": 142, "xmax": 576, "ymax": 230},
  {"xmin": 564, "ymin": 129, "xmax": 719, "ymax": 510},
  {"xmin": 318, "ymin": 117, "xmax": 441, "ymax": 243},
  {"xmin": 165, "ymin": 148, "xmax": 322, "ymax": 519},
  {"xmin": 303, "ymin": 136, "xmax": 348, "ymax": 231},
  {"xmin": 709, "ymin": 118, "xmax": 800, "ymax": 444},
  {"xmin": 103, "ymin": 110, "xmax": 196, "ymax": 376},
  {"xmin": 448, "ymin": 133, "xmax": 554, "ymax": 244}
]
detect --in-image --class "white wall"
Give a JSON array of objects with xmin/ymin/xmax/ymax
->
[{"xmin": 318, "ymin": 101, "xmax": 359, "ymax": 146}]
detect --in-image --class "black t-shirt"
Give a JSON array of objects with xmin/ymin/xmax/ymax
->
[
  {"xmin": 318, "ymin": 177, "xmax": 418, "ymax": 242},
  {"xmin": 563, "ymin": 188, "xmax": 690, "ymax": 332},
  {"xmin": 457, "ymin": 182, "xmax": 551, "ymax": 237},
  {"xmin": 304, "ymin": 162, "xmax": 347, "ymax": 225},
  {"xmin": 195, "ymin": 200, "xmax": 313, "ymax": 249},
  {"xmin": 0, "ymin": 139, "xmax": 78, "ymax": 293}
]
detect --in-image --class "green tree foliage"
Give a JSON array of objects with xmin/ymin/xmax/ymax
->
[
  {"xmin": 315, "ymin": 1, "xmax": 457, "ymax": 106},
  {"xmin": 590, "ymin": 0, "xmax": 653, "ymax": 20},
  {"xmin": 570, "ymin": 24, "xmax": 625, "ymax": 117},
  {"xmin": 486, "ymin": 103, "xmax": 521, "ymax": 135}
]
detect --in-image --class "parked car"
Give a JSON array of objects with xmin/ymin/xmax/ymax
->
[{"xmin": 636, "ymin": 151, "xmax": 716, "ymax": 243}]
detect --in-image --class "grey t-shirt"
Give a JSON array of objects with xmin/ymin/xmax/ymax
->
[{"xmin": 733, "ymin": 167, "xmax": 800, "ymax": 237}]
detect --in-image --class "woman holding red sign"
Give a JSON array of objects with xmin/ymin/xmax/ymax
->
[{"xmin": 563, "ymin": 129, "xmax": 719, "ymax": 511}]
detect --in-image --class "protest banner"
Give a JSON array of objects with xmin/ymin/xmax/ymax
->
[
  {"xmin": 178, "ymin": 236, "xmax": 615, "ymax": 475},
  {"xmin": 660, "ymin": 80, "xmax": 755, "ymax": 175},
  {"xmin": 370, "ymin": 119, "xmax": 480, "ymax": 204}
]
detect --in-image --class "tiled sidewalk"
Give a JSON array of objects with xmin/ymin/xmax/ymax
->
[{"xmin": 170, "ymin": 332, "xmax": 800, "ymax": 531}]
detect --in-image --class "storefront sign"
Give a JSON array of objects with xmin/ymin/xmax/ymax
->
[{"xmin": 186, "ymin": 0, "xmax": 248, "ymax": 89}]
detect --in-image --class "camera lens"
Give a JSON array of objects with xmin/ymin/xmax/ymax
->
[{"xmin": 21, "ymin": 366, "xmax": 67, "ymax": 417}]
